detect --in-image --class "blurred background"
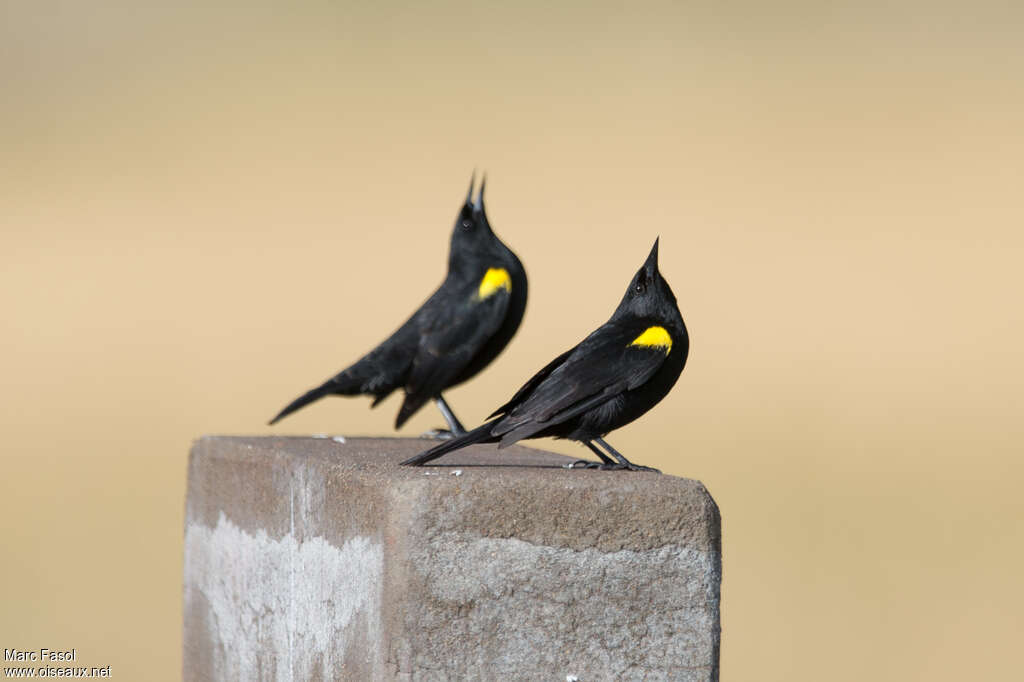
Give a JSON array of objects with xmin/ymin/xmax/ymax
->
[{"xmin": 2, "ymin": 1, "xmax": 1022, "ymax": 679}]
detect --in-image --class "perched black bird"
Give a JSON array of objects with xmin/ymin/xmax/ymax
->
[
  {"xmin": 401, "ymin": 238, "xmax": 687, "ymax": 471},
  {"xmin": 269, "ymin": 175, "xmax": 527, "ymax": 435}
]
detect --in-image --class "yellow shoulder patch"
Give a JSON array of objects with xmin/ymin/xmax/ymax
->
[
  {"xmin": 630, "ymin": 326, "xmax": 672, "ymax": 353},
  {"xmin": 476, "ymin": 267, "xmax": 512, "ymax": 300}
]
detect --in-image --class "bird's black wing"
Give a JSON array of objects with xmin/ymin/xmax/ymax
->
[
  {"xmin": 394, "ymin": 281, "xmax": 511, "ymax": 427},
  {"xmin": 491, "ymin": 319, "xmax": 670, "ymax": 444},
  {"xmin": 486, "ymin": 347, "xmax": 574, "ymax": 419}
]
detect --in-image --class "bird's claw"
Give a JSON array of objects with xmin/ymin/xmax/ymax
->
[
  {"xmin": 565, "ymin": 459, "xmax": 603, "ymax": 469},
  {"xmin": 565, "ymin": 460, "xmax": 661, "ymax": 473},
  {"xmin": 623, "ymin": 463, "xmax": 661, "ymax": 473}
]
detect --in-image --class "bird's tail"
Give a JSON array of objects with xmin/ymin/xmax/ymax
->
[
  {"xmin": 395, "ymin": 392, "xmax": 430, "ymax": 430},
  {"xmin": 268, "ymin": 381, "xmax": 337, "ymax": 425},
  {"xmin": 399, "ymin": 421, "xmax": 498, "ymax": 466}
]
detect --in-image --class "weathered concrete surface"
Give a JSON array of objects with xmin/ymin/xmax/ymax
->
[{"xmin": 184, "ymin": 436, "xmax": 722, "ymax": 681}]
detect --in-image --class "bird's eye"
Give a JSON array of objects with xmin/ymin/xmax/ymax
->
[
  {"xmin": 461, "ymin": 219, "xmax": 473, "ymax": 230},
  {"xmin": 634, "ymin": 278, "xmax": 647, "ymax": 294}
]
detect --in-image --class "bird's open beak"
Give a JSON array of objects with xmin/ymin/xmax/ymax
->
[{"xmin": 465, "ymin": 171, "xmax": 476, "ymax": 209}]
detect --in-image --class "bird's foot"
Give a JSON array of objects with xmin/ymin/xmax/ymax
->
[
  {"xmin": 565, "ymin": 459, "xmax": 604, "ymax": 469},
  {"xmin": 565, "ymin": 460, "xmax": 661, "ymax": 473},
  {"xmin": 420, "ymin": 428, "xmax": 465, "ymax": 441},
  {"xmin": 621, "ymin": 462, "xmax": 661, "ymax": 473}
]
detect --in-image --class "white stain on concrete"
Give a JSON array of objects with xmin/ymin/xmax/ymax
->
[{"xmin": 184, "ymin": 512, "xmax": 383, "ymax": 680}]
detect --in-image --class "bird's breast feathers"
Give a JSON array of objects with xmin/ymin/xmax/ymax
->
[
  {"xmin": 475, "ymin": 267, "xmax": 512, "ymax": 301},
  {"xmin": 629, "ymin": 325, "xmax": 673, "ymax": 354}
]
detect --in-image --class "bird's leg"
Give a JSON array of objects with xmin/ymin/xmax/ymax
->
[
  {"xmin": 422, "ymin": 395, "xmax": 468, "ymax": 440},
  {"xmin": 593, "ymin": 437, "xmax": 661, "ymax": 473},
  {"xmin": 435, "ymin": 395, "xmax": 467, "ymax": 434},
  {"xmin": 565, "ymin": 441, "xmax": 617, "ymax": 469}
]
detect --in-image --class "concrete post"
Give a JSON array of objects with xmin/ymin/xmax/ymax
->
[{"xmin": 183, "ymin": 436, "xmax": 721, "ymax": 681}]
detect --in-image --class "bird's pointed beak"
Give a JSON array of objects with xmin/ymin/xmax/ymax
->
[
  {"xmin": 474, "ymin": 174, "xmax": 487, "ymax": 213},
  {"xmin": 644, "ymin": 237, "xmax": 660, "ymax": 273}
]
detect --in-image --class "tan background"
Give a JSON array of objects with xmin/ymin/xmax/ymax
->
[{"xmin": 2, "ymin": 1, "xmax": 1022, "ymax": 679}]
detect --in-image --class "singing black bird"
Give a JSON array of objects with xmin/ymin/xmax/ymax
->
[
  {"xmin": 269, "ymin": 176, "xmax": 527, "ymax": 435},
  {"xmin": 401, "ymin": 238, "xmax": 687, "ymax": 471}
]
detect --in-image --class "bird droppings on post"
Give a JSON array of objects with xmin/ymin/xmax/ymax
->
[
  {"xmin": 311, "ymin": 433, "xmax": 328, "ymax": 439},
  {"xmin": 331, "ymin": 436, "xmax": 347, "ymax": 444},
  {"xmin": 451, "ymin": 469, "xmax": 463, "ymax": 476}
]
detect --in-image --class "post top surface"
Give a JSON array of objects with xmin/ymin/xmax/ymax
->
[
  {"xmin": 189, "ymin": 435, "xmax": 720, "ymax": 554},
  {"xmin": 194, "ymin": 434, "xmax": 703, "ymax": 489}
]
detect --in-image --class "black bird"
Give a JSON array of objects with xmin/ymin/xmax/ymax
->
[
  {"xmin": 269, "ymin": 175, "xmax": 527, "ymax": 435},
  {"xmin": 401, "ymin": 238, "xmax": 687, "ymax": 471}
]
